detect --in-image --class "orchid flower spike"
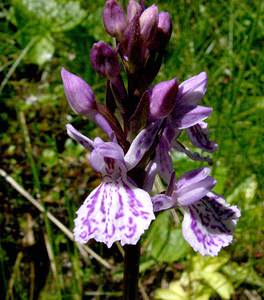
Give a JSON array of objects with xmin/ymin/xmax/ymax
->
[{"xmin": 62, "ymin": 1, "xmax": 240, "ymax": 258}]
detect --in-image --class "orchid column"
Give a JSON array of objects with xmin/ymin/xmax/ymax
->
[{"xmin": 61, "ymin": 1, "xmax": 240, "ymax": 299}]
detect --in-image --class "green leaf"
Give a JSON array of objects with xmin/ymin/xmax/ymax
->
[
  {"xmin": 192, "ymin": 285, "xmax": 212, "ymax": 300},
  {"xmin": 11, "ymin": 0, "xmax": 86, "ymax": 34},
  {"xmin": 145, "ymin": 211, "xmax": 190, "ymax": 263},
  {"xmin": 192, "ymin": 255, "xmax": 230, "ymax": 273},
  {"xmin": 201, "ymin": 271, "xmax": 234, "ymax": 299},
  {"xmin": 155, "ymin": 281, "xmax": 188, "ymax": 300},
  {"xmin": 139, "ymin": 259, "xmax": 156, "ymax": 274},
  {"xmin": 222, "ymin": 262, "xmax": 264, "ymax": 290},
  {"xmin": 41, "ymin": 148, "xmax": 57, "ymax": 168},
  {"xmin": 212, "ymin": 160, "xmax": 228, "ymax": 194},
  {"xmin": 28, "ymin": 36, "xmax": 55, "ymax": 65},
  {"xmin": 227, "ymin": 175, "xmax": 258, "ymax": 208}
]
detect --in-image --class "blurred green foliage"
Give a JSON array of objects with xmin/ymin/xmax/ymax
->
[{"xmin": 0, "ymin": 0, "xmax": 263, "ymax": 299}]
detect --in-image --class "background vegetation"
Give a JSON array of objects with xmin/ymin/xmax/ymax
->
[{"xmin": 1, "ymin": 0, "xmax": 263, "ymax": 299}]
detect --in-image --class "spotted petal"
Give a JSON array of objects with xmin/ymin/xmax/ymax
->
[
  {"xmin": 186, "ymin": 121, "xmax": 218, "ymax": 153},
  {"xmin": 74, "ymin": 176, "xmax": 155, "ymax": 248},
  {"xmin": 124, "ymin": 120, "xmax": 162, "ymax": 170},
  {"xmin": 152, "ymin": 194, "xmax": 174, "ymax": 212},
  {"xmin": 173, "ymin": 140, "xmax": 213, "ymax": 163},
  {"xmin": 143, "ymin": 161, "xmax": 158, "ymax": 192},
  {"xmin": 182, "ymin": 192, "xmax": 241, "ymax": 256},
  {"xmin": 155, "ymin": 136, "xmax": 173, "ymax": 183}
]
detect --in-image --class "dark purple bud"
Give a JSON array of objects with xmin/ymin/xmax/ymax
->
[
  {"xmin": 61, "ymin": 68, "xmax": 96, "ymax": 115},
  {"xmin": 149, "ymin": 11, "xmax": 172, "ymax": 51},
  {"xmin": 157, "ymin": 12, "xmax": 172, "ymax": 43},
  {"xmin": 90, "ymin": 41, "xmax": 120, "ymax": 79},
  {"xmin": 139, "ymin": 5, "xmax": 159, "ymax": 45},
  {"xmin": 103, "ymin": 0, "xmax": 127, "ymax": 40},
  {"xmin": 127, "ymin": 0, "xmax": 142, "ymax": 22},
  {"xmin": 149, "ymin": 78, "xmax": 178, "ymax": 119}
]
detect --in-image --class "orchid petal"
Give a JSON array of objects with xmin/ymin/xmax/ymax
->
[
  {"xmin": 143, "ymin": 161, "xmax": 158, "ymax": 192},
  {"xmin": 182, "ymin": 192, "xmax": 240, "ymax": 256},
  {"xmin": 74, "ymin": 177, "xmax": 155, "ymax": 248},
  {"xmin": 177, "ymin": 72, "xmax": 207, "ymax": 106},
  {"xmin": 152, "ymin": 194, "xmax": 174, "ymax": 212},
  {"xmin": 173, "ymin": 140, "xmax": 213, "ymax": 163},
  {"xmin": 89, "ymin": 141, "xmax": 125, "ymax": 176},
  {"xmin": 177, "ymin": 167, "xmax": 211, "ymax": 190},
  {"xmin": 186, "ymin": 122, "xmax": 218, "ymax": 152},
  {"xmin": 176, "ymin": 176, "xmax": 216, "ymax": 206},
  {"xmin": 66, "ymin": 124, "xmax": 94, "ymax": 150},
  {"xmin": 156, "ymin": 136, "xmax": 173, "ymax": 183},
  {"xmin": 175, "ymin": 168, "xmax": 216, "ymax": 206},
  {"xmin": 172, "ymin": 105, "xmax": 212, "ymax": 129},
  {"xmin": 124, "ymin": 120, "xmax": 162, "ymax": 170}
]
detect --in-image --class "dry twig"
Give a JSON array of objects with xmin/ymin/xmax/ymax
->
[{"xmin": 0, "ymin": 168, "xmax": 112, "ymax": 270}]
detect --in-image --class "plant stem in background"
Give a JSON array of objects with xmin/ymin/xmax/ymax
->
[{"xmin": 123, "ymin": 243, "xmax": 141, "ymax": 300}]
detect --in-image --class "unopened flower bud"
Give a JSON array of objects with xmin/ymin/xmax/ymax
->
[
  {"xmin": 90, "ymin": 41, "xmax": 120, "ymax": 79},
  {"xmin": 127, "ymin": 0, "xmax": 142, "ymax": 22},
  {"xmin": 149, "ymin": 78, "xmax": 178, "ymax": 119},
  {"xmin": 61, "ymin": 68, "xmax": 96, "ymax": 115},
  {"xmin": 139, "ymin": 5, "xmax": 159, "ymax": 45},
  {"xmin": 103, "ymin": 0, "xmax": 127, "ymax": 40},
  {"xmin": 157, "ymin": 12, "xmax": 172, "ymax": 43},
  {"xmin": 150, "ymin": 11, "xmax": 172, "ymax": 51}
]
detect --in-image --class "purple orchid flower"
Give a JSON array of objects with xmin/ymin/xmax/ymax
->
[
  {"xmin": 146, "ymin": 71, "xmax": 217, "ymax": 183},
  {"xmin": 66, "ymin": 122, "xmax": 164, "ymax": 247},
  {"xmin": 152, "ymin": 168, "xmax": 240, "ymax": 256},
  {"xmin": 170, "ymin": 72, "xmax": 217, "ymax": 151}
]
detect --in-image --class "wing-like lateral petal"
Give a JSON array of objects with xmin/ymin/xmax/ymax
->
[
  {"xmin": 175, "ymin": 167, "xmax": 216, "ymax": 206},
  {"xmin": 182, "ymin": 192, "xmax": 240, "ymax": 256},
  {"xmin": 177, "ymin": 71, "xmax": 207, "ymax": 106},
  {"xmin": 176, "ymin": 167, "xmax": 211, "ymax": 190},
  {"xmin": 74, "ymin": 177, "xmax": 155, "ymax": 248},
  {"xmin": 124, "ymin": 120, "xmax": 162, "ymax": 170},
  {"xmin": 186, "ymin": 122, "xmax": 218, "ymax": 152},
  {"xmin": 143, "ymin": 161, "xmax": 158, "ymax": 192},
  {"xmin": 152, "ymin": 194, "xmax": 174, "ymax": 212},
  {"xmin": 173, "ymin": 140, "xmax": 213, "ymax": 163},
  {"xmin": 155, "ymin": 136, "xmax": 174, "ymax": 183},
  {"xmin": 66, "ymin": 124, "xmax": 94, "ymax": 150},
  {"xmin": 172, "ymin": 105, "xmax": 212, "ymax": 129}
]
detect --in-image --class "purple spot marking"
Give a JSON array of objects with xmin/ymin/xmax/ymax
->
[
  {"xmin": 80, "ymin": 231, "xmax": 87, "ymax": 239},
  {"xmin": 125, "ymin": 224, "xmax": 137, "ymax": 238},
  {"xmin": 115, "ymin": 192, "xmax": 124, "ymax": 219},
  {"xmin": 136, "ymin": 149, "xmax": 141, "ymax": 159}
]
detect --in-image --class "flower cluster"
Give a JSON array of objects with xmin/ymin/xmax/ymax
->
[{"xmin": 61, "ymin": 0, "xmax": 240, "ymax": 256}]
